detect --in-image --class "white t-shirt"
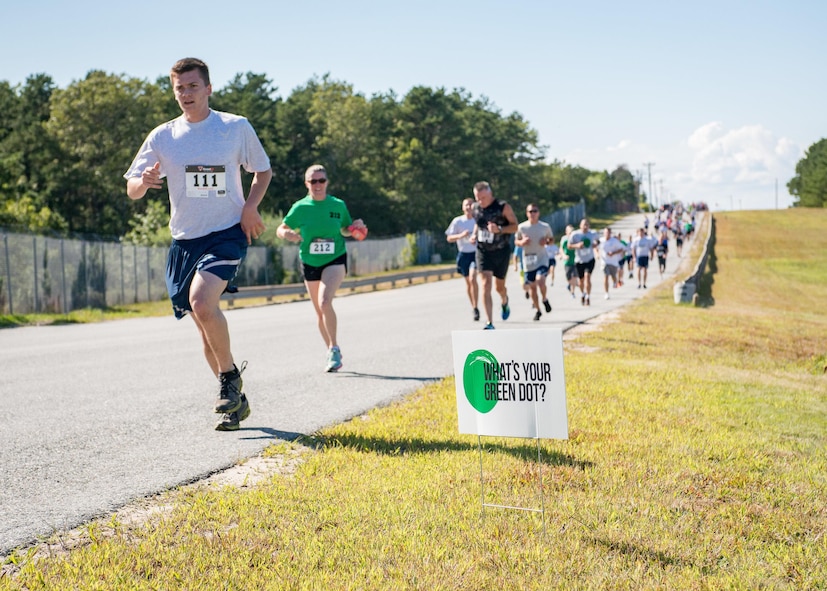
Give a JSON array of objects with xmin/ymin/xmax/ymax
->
[
  {"xmin": 632, "ymin": 235, "xmax": 658, "ymax": 257},
  {"xmin": 516, "ymin": 221, "xmax": 553, "ymax": 271},
  {"xmin": 124, "ymin": 110, "xmax": 271, "ymax": 240},
  {"xmin": 599, "ymin": 236, "xmax": 624, "ymax": 267},
  {"xmin": 445, "ymin": 215, "xmax": 477, "ymax": 254},
  {"xmin": 570, "ymin": 230, "xmax": 599, "ymax": 263}
]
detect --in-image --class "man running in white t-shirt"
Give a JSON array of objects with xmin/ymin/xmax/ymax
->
[
  {"xmin": 445, "ymin": 198, "xmax": 480, "ymax": 321},
  {"xmin": 597, "ymin": 227, "xmax": 625, "ymax": 299},
  {"xmin": 631, "ymin": 227, "xmax": 658, "ymax": 289}
]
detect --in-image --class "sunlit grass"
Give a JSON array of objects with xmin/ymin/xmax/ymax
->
[
  {"xmin": 2, "ymin": 209, "xmax": 825, "ymax": 590},
  {"xmin": 0, "ymin": 299, "xmax": 173, "ymax": 328}
]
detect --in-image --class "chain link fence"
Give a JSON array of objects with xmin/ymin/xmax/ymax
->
[
  {"xmin": 0, "ymin": 232, "xmax": 415, "ymax": 315},
  {"xmin": 1, "ymin": 201, "xmax": 584, "ymax": 315}
]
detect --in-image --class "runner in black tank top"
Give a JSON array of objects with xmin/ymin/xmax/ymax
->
[
  {"xmin": 473, "ymin": 198, "xmax": 512, "ymax": 252},
  {"xmin": 471, "ymin": 181, "xmax": 518, "ymax": 329}
]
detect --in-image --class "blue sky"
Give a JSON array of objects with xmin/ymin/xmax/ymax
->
[{"xmin": 3, "ymin": 0, "xmax": 824, "ymax": 210}]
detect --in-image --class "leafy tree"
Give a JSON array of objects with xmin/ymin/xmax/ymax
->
[
  {"xmin": 390, "ymin": 87, "xmax": 546, "ymax": 233},
  {"xmin": 788, "ymin": 138, "xmax": 827, "ymax": 207},
  {"xmin": 0, "ymin": 75, "xmax": 68, "ymax": 232},
  {"xmin": 0, "ymin": 80, "xmax": 23, "ymax": 198},
  {"xmin": 45, "ymin": 71, "xmax": 173, "ymax": 236},
  {"xmin": 212, "ymin": 72, "xmax": 285, "ymax": 210},
  {"xmin": 0, "ymin": 195, "xmax": 67, "ymax": 232},
  {"xmin": 307, "ymin": 78, "xmax": 400, "ymax": 234},
  {"xmin": 584, "ymin": 171, "xmax": 611, "ymax": 212},
  {"xmin": 607, "ymin": 165, "xmax": 638, "ymax": 212},
  {"xmin": 543, "ymin": 161, "xmax": 589, "ymax": 207},
  {"xmin": 269, "ymin": 79, "xmax": 324, "ymax": 215},
  {"xmin": 454, "ymin": 96, "xmax": 547, "ymax": 218},
  {"xmin": 122, "ymin": 198, "xmax": 170, "ymax": 246},
  {"xmin": 2, "ymin": 68, "xmax": 617, "ymax": 242}
]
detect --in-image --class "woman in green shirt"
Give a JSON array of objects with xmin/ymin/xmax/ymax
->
[
  {"xmin": 559, "ymin": 224, "xmax": 578, "ymax": 298},
  {"xmin": 277, "ymin": 165, "xmax": 367, "ymax": 372}
]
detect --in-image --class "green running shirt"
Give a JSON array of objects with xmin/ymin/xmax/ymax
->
[{"xmin": 283, "ymin": 195, "xmax": 353, "ymax": 266}]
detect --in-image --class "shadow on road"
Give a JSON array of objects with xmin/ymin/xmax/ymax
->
[
  {"xmin": 238, "ymin": 428, "xmax": 305, "ymax": 441},
  {"xmin": 335, "ymin": 371, "xmax": 445, "ymax": 382}
]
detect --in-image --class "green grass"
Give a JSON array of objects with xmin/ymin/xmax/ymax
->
[
  {"xmin": 2, "ymin": 210, "xmax": 826, "ymax": 590},
  {"xmin": 0, "ymin": 300, "xmax": 173, "ymax": 329}
]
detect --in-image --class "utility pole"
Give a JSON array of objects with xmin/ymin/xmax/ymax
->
[
  {"xmin": 643, "ymin": 162, "xmax": 655, "ymax": 210},
  {"xmin": 658, "ymin": 179, "xmax": 664, "ymax": 209}
]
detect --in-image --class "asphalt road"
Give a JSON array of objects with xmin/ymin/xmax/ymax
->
[{"xmin": 0, "ymin": 212, "xmax": 694, "ymax": 555}]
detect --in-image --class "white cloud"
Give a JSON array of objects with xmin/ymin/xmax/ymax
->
[
  {"xmin": 559, "ymin": 122, "xmax": 802, "ymax": 210},
  {"xmin": 686, "ymin": 122, "xmax": 799, "ymax": 186},
  {"xmin": 608, "ymin": 139, "xmax": 631, "ymax": 152},
  {"xmin": 687, "ymin": 122, "xmax": 725, "ymax": 151}
]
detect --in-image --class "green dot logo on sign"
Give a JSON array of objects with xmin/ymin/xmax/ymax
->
[{"xmin": 463, "ymin": 349, "xmax": 499, "ymax": 414}]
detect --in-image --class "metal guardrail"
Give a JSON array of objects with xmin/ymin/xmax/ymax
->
[
  {"xmin": 685, "ymin": 212, "xmax": 713, "ymax": 287},
  {"xmin": 221, "ymin": 265, "xmax": 457, "ymax": 307},
  {"xmin": 673, "ymin": 211, "xmax": 712, "ymax": 304}
]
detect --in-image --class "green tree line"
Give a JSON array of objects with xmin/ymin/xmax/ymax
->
[
  {"xmin": 1, "ymin": 70, "xmax": 645, "ymax": 243},
  {"xmin": 788, "ymin": 138, "xmax": 827, "ymax": 208}
]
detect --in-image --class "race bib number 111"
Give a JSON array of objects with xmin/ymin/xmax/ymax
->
[{"xmin": 185, "ymin": 165, "xmax": 227, "ymax": 198}]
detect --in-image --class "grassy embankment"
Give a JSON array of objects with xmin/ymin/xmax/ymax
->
[{"xmin": 2, "ymin": 209, "xmax": 825, "ymax": 590}]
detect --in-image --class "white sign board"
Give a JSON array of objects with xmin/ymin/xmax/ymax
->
[{"xmin": 452, "ymin": 329, "xmax": 568, "ymax": 439}]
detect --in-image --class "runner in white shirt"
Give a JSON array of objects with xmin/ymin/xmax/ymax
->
[
  {"xmin": 124, "ymin": 58, "xmax": 272, "ymax": 432},
  {"xmin": 445, "ymin": 198, "xmax": 480, "ymax": 321},
  {"xmin": 514, "ymin": 203, "xmax": 553, "ymax": 321},
  {"xmin": 631, "ymin": 227, "xmax": 658, "ymax": 289},
  {"xmin": 597, "ymin": 227, "xmax": 625, "ymax": 299}
]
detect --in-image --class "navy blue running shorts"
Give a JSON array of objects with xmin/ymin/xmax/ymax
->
[
  {"xmin": 166, "ymin": 224, "xmax": 247, "ymax": 319},
  {"xmin": 456, "ymin": 251, "xmax": 477, "ymax": 277},
  {"xmin": 525, "ymin": 265, "xmax": 550, "ymax": 283}
]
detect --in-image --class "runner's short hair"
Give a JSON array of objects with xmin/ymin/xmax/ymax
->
[
  {"xmin": 304, "ymin": 164, "xmax": 327, "ymax": 181},
  {"xmin": 170, "ymin": 58, "xmax": 211, "ymax": 86}
]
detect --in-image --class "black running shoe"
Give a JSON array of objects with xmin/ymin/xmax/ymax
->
[
  {"xmin": 215, "ymin": 394, "xmax": 251, "ymax": 431},
  {"xmin": 214, "ymin": 361, "xmax": 246, "ymax": 413},
  {"xmin": 473, "ymin": 307, "xmax": 480, "ymax": 321},
  {"xmin": 543, "ymin": 300, "xmax": 552, "ymax": 313},
  {"xmin": 533, "ymin": 310, "xmax": 542, "ymax": 321}
]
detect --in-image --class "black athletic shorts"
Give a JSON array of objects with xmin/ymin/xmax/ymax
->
[
  {"xmin": 475, "ymin": 247, "xmax": 511, "ymax": 280},
  {"xmin": 302, "ymin": 252, "xmax": 347, "ymax": 282}
]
